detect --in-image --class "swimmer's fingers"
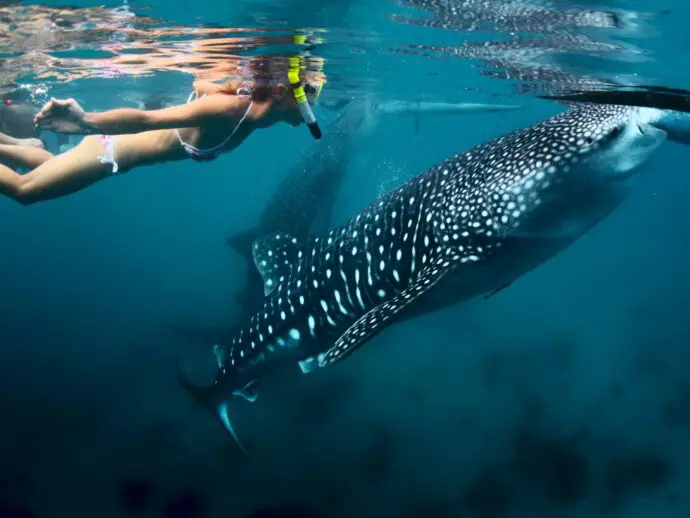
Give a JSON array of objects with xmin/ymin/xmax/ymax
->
[
  {"xmin": 34, "ymin": 98, "xmax": 66, "ymax": 125},
  {"xmin": 35, "ymin": 118, "xmax": 55, "ymax": 130},
  {"xmin": 34, "ymin": 98, "xmax": 57, "ymax": 124},
  {"xmin": 34, "ymin": 98, "xmax": 81, "ymax": 125}
]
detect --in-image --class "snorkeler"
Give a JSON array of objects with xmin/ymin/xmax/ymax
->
[{"xmin": 0, "ymin": 59, "xmax": 324, "ymax": 206}]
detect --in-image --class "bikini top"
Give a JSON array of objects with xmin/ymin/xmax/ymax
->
[{"xmin": 174, "ymin": 90, "xmax": 253, "ymax": 163}]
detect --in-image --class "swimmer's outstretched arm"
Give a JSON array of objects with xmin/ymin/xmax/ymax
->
[{"xmin": 34, "ymin": 95, "xmax": 241, "ymax": 135}]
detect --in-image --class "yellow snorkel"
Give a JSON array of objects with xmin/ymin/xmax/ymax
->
[{"xmin": 289, "ymin": 35, "xmax": 323, "ymax": 140}]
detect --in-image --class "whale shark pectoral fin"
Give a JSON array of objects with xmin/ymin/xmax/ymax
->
[
  {"xmin": 252, "ymin": 232, "xmax": 305, "ymax": 295},
  {"xmin": 227, "ymin": 227, "xmax": 257, "ymax": 262},
  {"xmin": 319, "ymin": 257, "xmax": 457, "ymax": 367}
]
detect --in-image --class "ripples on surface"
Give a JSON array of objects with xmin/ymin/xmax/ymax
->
[{"xmin": 0, "ymin": 0, "xmax": 683, "ymax": 107}]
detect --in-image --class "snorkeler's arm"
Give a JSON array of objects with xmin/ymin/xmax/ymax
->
[
  {"xmin": 35, "ymin": 95, "xmax": 240, "ymax": 135},
  {"xmin": 81, "ymin": 95, "xmax": 240, "ymax": 134}
]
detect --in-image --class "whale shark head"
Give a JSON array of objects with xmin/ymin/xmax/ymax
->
[
  {"xmin": 436, "ymin": 104, "xmax": 667, "ymax": 243},
  {"xmin": 574, "ymin": 105, "xmax": 667, "ymax": 182}
]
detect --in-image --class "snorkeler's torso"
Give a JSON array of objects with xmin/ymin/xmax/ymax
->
[
  {"xmin": 111, "ymin": 91, "xmax": 252, "ymax": 172},
  {"xmin": 110, "ymin": 129, "xmax": 186, "ymax": 173}
]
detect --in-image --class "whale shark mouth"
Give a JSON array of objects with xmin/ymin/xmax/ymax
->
[{"xmin": 604, "ymin": 120, "xmax": 667, "ymax": 181}]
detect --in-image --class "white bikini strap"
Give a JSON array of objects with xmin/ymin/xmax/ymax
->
[
  {"xmin": 210, "ymin": 99, "xmax": 253, "ymax": 151},
  {"xmin": 230, "ymin": 100, "xmax": 253, "ymax": 139},
  {"xmin": 174, "ymin": 99, "xmax": 253, "ymax": 155},
  {"xmin": 97, "ymin": 135, "xmax": 119, "ymax": 173}
]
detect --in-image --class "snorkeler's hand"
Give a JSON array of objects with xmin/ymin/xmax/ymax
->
[{"xmin": 34, "ymin": 98, "xmax": 89, "ymax": 134}]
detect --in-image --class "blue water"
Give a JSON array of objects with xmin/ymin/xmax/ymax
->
[{"xmin": 1, "ymin": 1, "xmax": 690, "ymax": 517}]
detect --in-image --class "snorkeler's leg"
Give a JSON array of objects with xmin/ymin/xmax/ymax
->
[
  {"xmin": 0, "ymin": 136, "xmax": 112, "ymax": 205},
  {"xmin": 0, "ymin": 132, "xmax": 44, "ymax": 148},
  {"xmin": 0, "ymin": 134, "xmax": 18, "ymax": 145},
  {"xmin": 0, "ymin": 133, "xmax": 23, "ymax": 146},
  {"xmin": 0, "ymin": 144, "xmax": 54, "ymax": 170}
]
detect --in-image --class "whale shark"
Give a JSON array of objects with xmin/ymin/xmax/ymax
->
[
  {"xmin": 394, "ymin": 0, "xmax": 644, "ymax": 35},
  {"xmin": 177, "ymin": 103, "xmax": 682, "ymax": 452},
  {"xmin": 0, "ymin": 92, "xmax": 172, "ymax": 152},
  {"xmin": 169, "ymin": 97, "xmax": 522, "ymax": 348}
]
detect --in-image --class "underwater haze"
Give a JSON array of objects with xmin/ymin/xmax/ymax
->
[{"xmin": 1, "ymin": 0, "xmax": 690, "ymax": 517}]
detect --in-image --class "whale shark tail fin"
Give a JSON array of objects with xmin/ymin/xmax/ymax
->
[{"xmin": 177, "ymin": 354, "xmax": 259, "ymax": 456}]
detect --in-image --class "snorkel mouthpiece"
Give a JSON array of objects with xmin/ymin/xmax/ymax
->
[{"xmin": 288, "ymin": 55, "xmax": 322, "ymax": 140}]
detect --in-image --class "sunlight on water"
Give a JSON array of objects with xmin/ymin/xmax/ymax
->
[{"xmin": 0, "ymin": 0, "xmax": 684, "ymax": 108}]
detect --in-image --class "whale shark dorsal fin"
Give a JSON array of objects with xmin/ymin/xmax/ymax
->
[
  {"xmin": 318, "ymin": 255, "xmax": 458, "ymax": 367},
  {"xmin": 252, "ymin": 232, "xmax": 305, "ymax": 296}
]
